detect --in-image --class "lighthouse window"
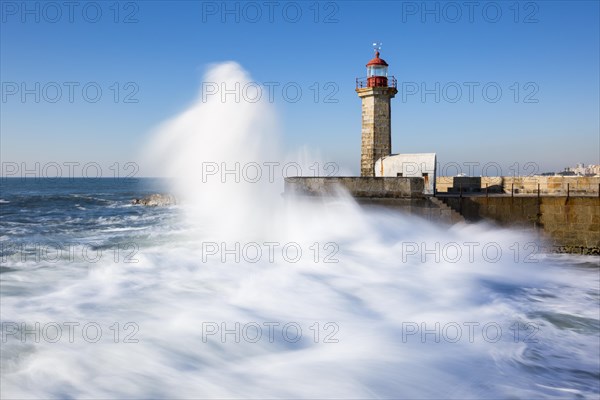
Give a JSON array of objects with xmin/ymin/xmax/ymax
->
[{"xmin": 368, "ymin": 66, "xmax": 388, "ymax": 77}]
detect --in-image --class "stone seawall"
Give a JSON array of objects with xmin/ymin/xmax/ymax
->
[
  {"xmin": 283, "ymin": 177, "xmax": 599, "ymax": 254},
  {"xmin": 440, "ymin": 196, "xmax": 600, "ymax": 254},
  {"xmin": 436, "ymin": 176, "xmax": 600, "ymax": 195},
  {"xmin": 284, "ymin": 177, "xmax": 424, "ymax": 198}
]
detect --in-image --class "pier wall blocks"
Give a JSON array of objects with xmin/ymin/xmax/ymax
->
[
  {"xmin": 436, "ymin": 176, "xmax": 600, "ymax": 195},
  {"xmin": 284, "ymin": 177, "xmax": 424, "ymax": 199},
  {"xmin": 442, "ymin": 196, "xmax": 600, "ymax": 254}
]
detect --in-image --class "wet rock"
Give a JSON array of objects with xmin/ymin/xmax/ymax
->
[{"xmin": 132, "ymin": 194, "xmax": 176, "ymax": 207}]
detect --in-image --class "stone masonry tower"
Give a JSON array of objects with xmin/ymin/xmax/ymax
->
[{"xmin": 356, "ymin": 49, "xmax": 398, "ymax": 177}]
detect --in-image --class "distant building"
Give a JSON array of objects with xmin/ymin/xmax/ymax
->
[{"xmin": 564, "ymin": 163, "xmax": 600, "ymax": 176}]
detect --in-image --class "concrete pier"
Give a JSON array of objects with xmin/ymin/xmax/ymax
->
[{"xmin": 284, "ymin": 177, "xmax": 423, "ymax": 198}]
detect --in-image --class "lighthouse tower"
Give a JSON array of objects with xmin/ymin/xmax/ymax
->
[{"xmin": 356, "ymin": 48, "xmax": 398, "ymax": 177}]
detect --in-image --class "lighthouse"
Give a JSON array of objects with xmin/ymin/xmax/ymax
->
[
  {"xmin": 356, "ymin": 47, "xmax": 398, "ymax": 177},
  {"xmin": 284, "ymin": 46, "xmax": 434, "ymax": 199}
]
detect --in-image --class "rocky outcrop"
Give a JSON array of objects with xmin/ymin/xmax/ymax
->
[{"xmin": 132, "ymin": 194, "xmax": 176, "ymax": 206}]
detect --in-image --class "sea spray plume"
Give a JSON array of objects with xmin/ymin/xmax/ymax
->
[
  {"xmin": 143, "ymin": 62, "xmax": 281, "ymax": 240},
  {"xmin": 142, "ymin": 62, "xmax": 358, "ymax": 243}
]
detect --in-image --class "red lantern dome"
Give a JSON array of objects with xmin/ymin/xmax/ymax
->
[{"xmin": 366, "ymin": 51, "xmax": 389, "ymax": 67}]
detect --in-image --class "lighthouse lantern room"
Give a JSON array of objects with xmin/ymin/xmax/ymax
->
[{"xmin": 366, "ymin": 51, "xmax": 389, "ymax": 88}]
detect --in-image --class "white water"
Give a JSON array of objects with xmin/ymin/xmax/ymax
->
[
  {"xmin": 1, "ymin": 63, "xmax": 598, "ymax": 399},
  {"xmin": 143, "ymin": 62, "xmax": 282, "ymax": 241}
]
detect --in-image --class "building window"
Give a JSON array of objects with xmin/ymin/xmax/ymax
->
[{"xmin": 397, "ymin": 173, "xmax": 403, "ymax": 177}]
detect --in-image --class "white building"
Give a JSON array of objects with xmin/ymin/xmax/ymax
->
[
  {"xmin": 565, "ymin": 164, "xmax": 600, "ymax": 176},
  {"xmin": 374, "ymin": 153, "xmax": 437, "ymax": 194}
]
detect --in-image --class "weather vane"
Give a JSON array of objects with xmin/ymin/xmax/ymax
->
[{"xmin": 372, "ymin": 42, "xmax": 383, "ymax": 54}]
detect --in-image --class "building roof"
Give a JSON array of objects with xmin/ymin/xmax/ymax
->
[{"xmin": 387, "ymin": 153, "xmax": 437, "ymax": 158}]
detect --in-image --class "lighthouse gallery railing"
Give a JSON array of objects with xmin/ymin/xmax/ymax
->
[{"xmin": 356, "ymin": 76, "xmax": 398, "ymax": 89}]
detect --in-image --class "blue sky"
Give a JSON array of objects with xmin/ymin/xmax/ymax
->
[{"xmin": 1, "ymin": 0, "xmax": 599, "ymax": 177}]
